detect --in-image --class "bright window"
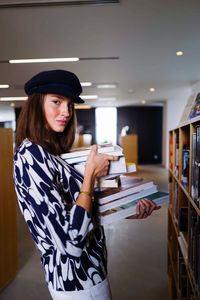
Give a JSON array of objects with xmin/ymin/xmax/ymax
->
[{"xmin": 95, "ymin": 107, "xmax": 117, "ymax": 145}]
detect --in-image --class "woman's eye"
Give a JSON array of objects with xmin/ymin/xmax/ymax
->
[{"xmin": 53, "ymin": 100, "xmax": 60, "ymax": 105}]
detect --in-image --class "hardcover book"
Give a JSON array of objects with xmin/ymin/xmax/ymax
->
[
  {"xmin": 61, "ymin": 144, "xmax": 120, "ymax": 160},
  {"xmin": 97, "ymin": 191, "xmax": 169, "ymax": 225},
  {"xmin": 98, "ymin": 185, "xmax": 158, "ymax": 212},
  {"xmin": 94, "ymin": 175, "xmax": 154, "ymax": 205},
  {"xmin": 189, "ymin": 93, "xmax": 200, "ymax": 119}
]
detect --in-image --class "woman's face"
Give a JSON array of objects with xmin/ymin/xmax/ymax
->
[{"xmin": 43, "ymin": 94, "xmax": 74, "ymax": 132}]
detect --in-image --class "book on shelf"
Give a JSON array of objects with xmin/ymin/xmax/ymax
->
[
  {"xmin": 189, "ymin": 93, "xmax": 200, "ymax": 119},
  {"xmin": 96, "ymin": 191, "xmax": 169, "ymax": 225},
  {"xmin": 175, "ymin": 132, "xmax": 179, "ymax": 177},
  {"xmin": 189, "ymin": 212, "xmax": 200, "ymax": 292},
  {"xmin": 191, "ymin": 133, "xmax": 197, "ymax": 201},
  {"xmin": 169, "ymin": 136, "xmax": 173, "ymax": 170},
  {"xmin": 191, "ymin": 126, "xmax": 200, "ymax": 205},
  {"xmin": 178, "ymin": 235, "xmax": 188, "ymax": 261},
  {"xmin": 181, "ymin": 142, "xmax": 189, "ymax": 191},
  {"xmin": 168, "ymin": 176, "xmax": 173, "ymax": 209},
  {"xmin": 177, "ymin": 249, "xmax": 187, "ymax": 299},
  {"xmin": 174, "ymin": 181, "xmax": 179, "ymax": 224},
  {"xmin": 94, "ymin": 175, "xmax": 154, "ymax": 205},
  {"xmin": 179, "ymin": 207, "xmax": 188, "ymax": 232},
  {"xmin": 179, "ymin": 94, "xmax": 196, "ymax": 125}
]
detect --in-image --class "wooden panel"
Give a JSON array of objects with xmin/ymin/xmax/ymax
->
[
  {"xmin": 121, "ymin": 134, "xmax": 138, "ymax": 166},
  {"xmin": 0, "ymin": 128, "xmax": 18, "ymax": 291}
]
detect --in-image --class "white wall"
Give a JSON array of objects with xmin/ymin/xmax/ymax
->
[{"xmin": 0, "ymin": 103, "xmax": 15, "ymax": 131}]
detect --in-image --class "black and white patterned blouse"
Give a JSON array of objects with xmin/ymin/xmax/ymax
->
[{"xmin": 13, "ymin": 139, "xmax": 107, "ymax": 291}]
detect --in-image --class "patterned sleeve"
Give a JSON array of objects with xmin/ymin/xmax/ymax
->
[{"xmin": 13, "ymin": 141, "xmax": 94, "ymax": 258}]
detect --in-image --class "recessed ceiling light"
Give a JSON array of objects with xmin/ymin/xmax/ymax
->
[
  {"xmin": 81, "ymin": 82, "xmax": 92, "ymax": 87},
  {"xmin": 0, "ymin": 97, "xmax": 27, "ymax": 101},
  {"xmin": 96, "ymin": 84, "xmax": 117, "ymax": 89},
  {"xmin": 176, "ymin": 51, "xmax": 183, "ymax": 56},
  {"xmin": 10, "ymin": 102, "xmax": 15, "ymax": 107},
  {"xmin": 81, "ymin": 95, "xmax": 98, "ymax": 100},
  {"xmin": 98, "ymin": 97, "xmax": 116, "ymax": 101},
  {"xmin": 9, "ymin": 57, "xmax": 79, "ymax": 63},
  {"xmin": 141, "ymin": 100, "xmax": 146, "ymax": 104},
  {"xmin": 0, "ymin": 84, "xmax": 9, "ymax": 88},
  {"xmin": 149, "ymin": 88, "xmax": 155, "ymax": 92}
]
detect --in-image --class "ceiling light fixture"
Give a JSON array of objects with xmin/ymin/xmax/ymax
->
[
  {"xmin": 149, "ymin": 88, "xmax": 155, "ymax": 92},
  {"xmin": 0, "ymin": 97, "xmax": 27, "ymax": 101},
  {"xmin": 80, "ymin": 82, "xmax": 92, "ymax": 87},
  {"xmin": 75, "ymin": 105, "xmax": 92, "ymax": 109},
  {"xmin": 10, "ymin": 103, "xmax": 15, "ymax": 107},
  {"xmin": 141, "ymin": 100, "xmax": 146, "ymax": 104},
  {"xmin": 9, "ymin": 57, "xmax": 79, "ymax": 63},
  {"xmin": 96, "ymin": 84, "xmax": 117, "ymax": 89},
  {"xmin": 0, "ymin": 84, "xmax": 9, "ymax": 88},
  {"xmin": 98, "ymin": 97, "xmax": 116, "ymax": 101},
  {"xmin": 81, "ymin": 95, "xmax": 98, "ymax": 100},
  {"xmin": 176, "ymin": 51, "xmax": 183, "ymax": 56}
]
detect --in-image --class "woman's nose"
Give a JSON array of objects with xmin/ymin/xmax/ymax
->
[{"xmin": 61, "ymin": 102, "xmax": 70, "ymax": 117}]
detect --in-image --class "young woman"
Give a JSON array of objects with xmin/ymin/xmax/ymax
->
[{"xmin": 13, "ymin": 69, "xmax": 159, "ymax": 300}]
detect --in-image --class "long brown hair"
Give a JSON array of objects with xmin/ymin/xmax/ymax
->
[{"xmin": 15, "ymin": 93, "xmax": 77, "ymax": 155}]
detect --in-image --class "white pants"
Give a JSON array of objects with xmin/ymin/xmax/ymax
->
[{"xmin": 48, "ymin": 278, "xmax": 112, "ymax": 300}]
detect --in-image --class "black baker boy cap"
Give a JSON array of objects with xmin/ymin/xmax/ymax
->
[{"xmin": 24, "ymin": 69, "xmax": 84, "ymax": 103}]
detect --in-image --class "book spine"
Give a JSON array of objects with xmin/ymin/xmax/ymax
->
[
  {"xmin": 174, "ymin": 181, "xmax": 179, "ymax": 224},
  {"xmin": 181, "ymin": 143, "xmax": 190, "ymax": 191},
  {"xmin": 191, "ymin": 133, "xmax": 197, "ymax": 201},
  {"xmin": 175, "ymin": 133, "xmax": 179, "ymax": 177},
  {"xmin": 196, "ymin": 125, "xmax": 200, "ymax": 163}
]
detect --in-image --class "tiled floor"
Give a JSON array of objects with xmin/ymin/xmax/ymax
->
[{"xmin": 0, "ymin": 165, "xmax": 170, "ymax": 300}]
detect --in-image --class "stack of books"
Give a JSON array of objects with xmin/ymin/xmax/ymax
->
[
  {"xmin": 94, "ymin": 175, "xmax": 169, "ymax": 225},
  {"xmin": 61, "ymin": 145, "xmax": 168, "ymax": 225},
  {"xmin": 61, "ymin": 144, "xmax": 136, "ymax": 178}
]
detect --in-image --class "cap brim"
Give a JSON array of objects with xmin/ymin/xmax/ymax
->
[{"xmin": 27, "ymin": 86, "xmax": 85, "ymax": 103}]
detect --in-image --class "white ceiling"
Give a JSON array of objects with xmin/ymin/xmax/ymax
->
[{"xmin": 0, "ymin": 0, "xmax": 200, "ymax": 108}]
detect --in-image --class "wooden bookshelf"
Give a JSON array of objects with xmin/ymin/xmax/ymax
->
[
  {"xmin": 0, "ymin": 128, "xmax": 18, "ymax": 291},
  {"xmin": 168, "ymin": 117, "xmax": 200, "ymax": 300}
]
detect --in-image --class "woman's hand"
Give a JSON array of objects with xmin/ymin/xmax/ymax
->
[
  {"xmin": 76, "ymin": 145, "xmax": 118, "ymax": 214},
  {"xmin": 85, "ymin": 144, "xmax": 118, "ymax": 179},
  {"xmin": 126, "ymin": 198, "xmax": 161, "ymax": 219}
]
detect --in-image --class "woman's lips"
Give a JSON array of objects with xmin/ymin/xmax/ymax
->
[{"xmin": 57, "ymin": 120, "xmax": 67, "ymax": 125}]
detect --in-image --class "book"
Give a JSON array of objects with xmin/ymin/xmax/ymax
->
[
  {"xmin": 98, "ymin": 184, "xmax": 158, "ymax": 212},
  {"xmin": 169, "ymin": 136, "xmax": 173, "ymax": 170},
  {"xmin": 179, "ymin": 95, "xmax": 196, "ymax": 125},
  {"xmin": 191, "ymin": 133, "xmax": 197, "ymax": 201},
  {"xmin": 97, "ymin": 191, "xmax": 169, "ymax": 225},
  {"xmin": 94, "ymin": 175, "xmax": 120, "ymax": 188},
  {"xmin": 174, "ymin": 181, "xmax": 179, "ymax": 224},
  {"xmin": 73, "ymin": 156, "xmax": 131, "ymax": 176},
  {"xmin": 61, "ymin": 143, "xmax": 117, "ymax": 160},
  {"xmin": 94, "ymin": 175, "xmax": 154, "ymax": 205},
  {"xmin": 189, "ymin": 93, "xmax": 200, "ymax": 119},
  {"xmin": 175, "ymin": 132, "xmax": 179, "ymax": 177},
  {"xmin": 65, "ymin": 147, "xmax": 123, "ymax": 164},
  {"xmin": 181, "ymin": 142, "xmax": 190, "ymax": 191}
]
